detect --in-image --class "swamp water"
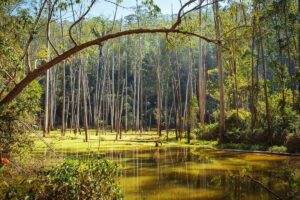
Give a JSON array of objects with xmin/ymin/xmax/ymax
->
[{"xmin": 40, "ymin": 146, "xmax": 300, "ymax": 200}]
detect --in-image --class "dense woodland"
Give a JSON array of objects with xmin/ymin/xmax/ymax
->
[
  {"xmin": 1, "ymin": 0, "xmax": 300, "ymax": 155},
  {"xmin": 0, "ymin": 0, "xmax": 300, "ymax": 199}
]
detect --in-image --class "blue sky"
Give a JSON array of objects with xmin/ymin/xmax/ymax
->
[{"xmin": 89, "ymin": 0, "xmax": 184, "ymax": 19}]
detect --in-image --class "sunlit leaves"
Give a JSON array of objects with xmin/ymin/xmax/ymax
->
[{"xmin": 142, "ymin": 0, "xmax": 161, "ymax": 17}]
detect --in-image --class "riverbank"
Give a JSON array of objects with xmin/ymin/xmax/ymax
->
[{"xmin": 33, "ymin": 130, "xmax": 299, "ymax": 157}]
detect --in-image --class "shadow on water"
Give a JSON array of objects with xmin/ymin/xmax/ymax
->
[{"xmin": 40, "ymin": 146, "xmax": 300, "ymax": 200}]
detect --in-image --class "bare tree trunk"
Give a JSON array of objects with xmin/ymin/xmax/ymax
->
[
  {"xmin": 259, "ymin": 26, "xmax": 272, "ymax": 144},
  {"xmin": 111, "ymin": 50, "xmax": 115, "ymax": 132},
  {"xmin": 133, "ymin": 53, "xmax": 137, "ymax": 131},
  {"xmin": 199, "ymin": 8, "xmax": 205, "ymax": 125},
  {"xmin": 43, "ymin": 6, "xmax": 50, "ymax": 136},
  {"xmin": 81, "ymin": 60, "xmax": 88, "ymax": 142},
  {"xmin": 233, "ymin": 46, "xmax": 239, "ymax": 127},
  {"xmin": 172, "ymin": 78, "xmax": 178, "ymax": 140},
  {"xmin": 251, "ymin": 15, "xmax": 256, "ymax": 131},
  {"xmin": 283, "ymin": 1, "xmax": 295, "ymax": 108},
  {"xmin": 119, "ymin": 80, "xmax": 125, "ymax": 139},
  {"xmin": 187, "ymin": 83, "xmax": 191, "ymax": 144},
  {"xmin": 44, "ymin": 70, "xmax": 49, "ymax": 137},
  {"xmin": 155, "ymin": 63, "xmax": 162, "ymax": 136},
  {"xmin": 60, "ymin": 8, "xmax": 65, "ymax": 136},
  {"xmin": 276, "ymin": 28, "xmax": 285, "ymax": 117},
  {"xmin": 175, "ymin": 50, "xmax": 183, "ymax": 140},
  {"xmin": 140, "ymin": 57, "xmax": 143, "ymax": 134},
  {"xmin": 164, "ymin": 86, "xmax": 169, "ymax": 139},
  {"xmin": 116, "ymin": 39, "xmax": 121, "ymax": 139},
  {"xmin": 48, "ymin": 68, "xmax": 52, "ymax": 133},
  {"xmin": 136, "ymin": 58, "xmax": 140, "ymax": 132},
  {"xmin": 96, "ymin": 47, "xmax": 108, "ymax": 136},
  {"xmin": 214, "ymin": 1, "xmax": 225, "ymax": 141},
  {"xmin": 75, "ymin": 57, "xmax": 81, "ymax": 135},
  {"xmin": 233, "ymin": 9, "xmax": 239, "ymax": 128},
  {"xmin": 203, "ymin": 45, "xmax": 207, "ymax": 123},
  {"xmin": 66, "ymin": 97, "xmax": 70, "ymax": 130}
]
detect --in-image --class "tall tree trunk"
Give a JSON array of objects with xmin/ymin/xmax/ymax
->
[
  {"xmin": 66, "ymin": 97, "xmax": 70, "ymax": 130},
  {"xmin": 203, "ymin": 45, "xmax": 207, "ymax": 123},
  {"xmin": 214, "ymin": 1, "xmax": 225, "ymax": 141},
  {"xmin": 187, "ymin": 83, "xmax": 191, "ymax": 144},
  {"xmin": 96, "ymin": 47, "xmax": 108, "ymax": 136},
  {"xmin": 175, "ymin": 50, "xmax": 183, "ymax": 140},
  {"xmin": 140, "ymin": 57, "xmax": 143, "ymax": 134},
  {"xmin": 75, "ymin": 57, "xmax": 82, "ymax": 135},
  {"xmin": 283, "ymin": 1, "xmax": 295, "ymax": 108},
  {"xmin": 155, "ymin": 63, "xmax": 162, "ymax": 136},
  {"xmin": 251, "ymin": 15, "xmax": 256, "ymax": 131},
  {"xmin": 119, "ymin": 80, "xmax": 125, "ymax": 139},
  {"xmin": 133, "ymin": 53, "xmax": 137, "ymax": 131},
  {"xmin": 136, "ymin": 58, "xmax": 140, "ymax": 132},
  {"xmin": 172, "ymin": 78, "xmax": 178, "ymax": 140},
  {"xmin": 259, "ymin": 26, "xmax": 272, "ymax": 144},
  {"xmin": 44, "ymin": 70, "xmax": 49, "ymax": 137},
  {"xmin": 276, "ymin": 28, "xmax": 285, "ymax": 117},
  {"xmin": 199, "ymin": 8, "xmax": 205, "ymax": 125},
  {"xmin": 60, "ymin": 8, "xmax": 65, "ymax": 136},
  {"xmin": 111, "ymin": 50, "xmax": 115, "ymax": 132},
  {"xmin": 165, "ymin": 75, "xmax": 169, "ymax": 141},
  {"xmin": 233, "ymin": 48, "xmax": 239, "ymax": 127},
  {"xmin": 48, "ymin": 68, "xmax": 53, "ymax": 133},
  {"xmin": 81, "ymin": 61, "xmax": 88, "ymax": 142},
  {"xmin": 116, "ymin": 38, "xmax": 121, "ymax": 139},
  {"xmin": 43, "ymin": 6, "xmax": 50, "ymax": 136}
]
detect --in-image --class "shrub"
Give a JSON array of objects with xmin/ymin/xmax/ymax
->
[
  {"xmin": 0, "ymin": 80, "xmax": 41, "ymax": 160},
  {"xmin": 268, "ymin": 145, "xmax": 287, "ymax": 153},
  {"xmin": 286, "ymin": 133, "xmax": 300, "ymax": 153},
  {"xmin": 2, "ymin": 159, "xmax": 124, "ymax": 200},
  {"xmin": 193, "ymin": 123, "xmax": 219, "ymax": 140},
  {"xmin": 246, "ymin": 128, "xmax": 269, "ymax": 145},
  {"xmin": 225, "ymin": 110, "xmax": 251, "ymax": 131}
]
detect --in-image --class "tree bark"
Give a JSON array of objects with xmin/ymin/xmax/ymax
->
[
  {"xmin": 214, "ymin": 1, "xmax": 225, "ymax": 141},
  {"xmin": 259, "ymin": 24, "xmax": 272, "ymax": 144},
  {"xmin": 155, "ymin": 63, "xmax": 162, "ymax": 136},
  {"xmin": 172, "ymin": 78, "xmax": 178, "ymax": 140},
  {"xmin": 81, "ymin": 61, "xmax": 88, "ymax": 142}
]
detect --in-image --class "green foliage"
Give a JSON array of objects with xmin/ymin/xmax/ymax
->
[
  {"xmin": 193, "ymin": 123, "xmax": 219, "ymax": 140},
  {"xmin": 142, "ymin": 0, "xmax": 161, "ymax": 16},
  {"xmin": 286, "ymin": 133, "xmax": 300, "ymax": 153},
  {"xmin": 0, "ymin": 80, "xmax": 41, "ymax": 156},
  {"xmin": 268, "ymin": 145, "xmax": 287, "ymax": 153},
  {"xmin": 2, "ymin": 159, "xmax": 124, "ymax": 200}
]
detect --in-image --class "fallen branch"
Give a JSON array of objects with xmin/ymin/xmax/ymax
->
[
  {"xmin": 231, "ymin": 174, "xmax": 283, "ymax": 200},
  {"xmin": 18, "ymin": 121, "xmax": 57, "ymax": 155}
]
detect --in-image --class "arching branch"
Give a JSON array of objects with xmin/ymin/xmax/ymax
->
[
  {"xmin": 0, "ymin": 28, "xmax": 218, "ymax": 106},
  {"xmin": 69, "ymin": 0, "xmax": 97, "ymax": 46},
  {"xmin": 47, "ymin": 0, "xmax": 60, "ymax": 56},
  {"xmin": 24, "ymin": 0, "xmax": 48, "ymax": 73}
]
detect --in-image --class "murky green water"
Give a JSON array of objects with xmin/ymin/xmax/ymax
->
[
  {"xmin": 104, "ymin": 147, "xmax": 300, "ymax": 200},
  {"xmin": 41, "ymin": 146, "xmax": 300, "ymax": 200}
]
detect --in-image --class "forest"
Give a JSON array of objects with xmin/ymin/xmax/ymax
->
[{"xmin": 0, "ymin": 0, "xmax": 300, "ymax": 199}]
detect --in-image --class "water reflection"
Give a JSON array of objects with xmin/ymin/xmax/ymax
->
[
  {"xmin": 39, "ymin": 146, "xmax": 300, "ymax": 200},
  {"xmin": 102, "ymin": 147, "xmax": 299, "ymax": 200}
]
